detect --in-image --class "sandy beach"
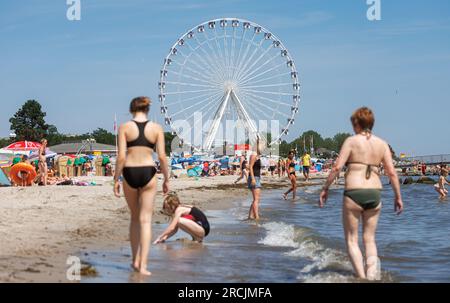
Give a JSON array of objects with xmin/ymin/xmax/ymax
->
[{"xmin": 0, "ymin": 173, "xmax": 327, "ymax": 282}]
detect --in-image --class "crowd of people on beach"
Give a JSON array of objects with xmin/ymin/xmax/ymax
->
[
  {"xmin": 3, "ymin": 96, "xmax": 448, "ymax": 281},
  {"xmin": 3, "ymin": 144, "xmax": 114, "ymax": 187}
]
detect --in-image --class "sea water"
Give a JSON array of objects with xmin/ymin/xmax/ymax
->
[{"xmin": 82, "ymin": 177, "xmax": 449, "ymax": 283}]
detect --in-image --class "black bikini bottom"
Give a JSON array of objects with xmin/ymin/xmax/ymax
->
[{"xmin": 123, "ymin": 166, "xmax": 157, "ymax": 189}]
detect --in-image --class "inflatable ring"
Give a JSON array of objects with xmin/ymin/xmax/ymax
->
[{"xmin": 10, "ymin": 163, "xmax": 37, "ymax": 186}]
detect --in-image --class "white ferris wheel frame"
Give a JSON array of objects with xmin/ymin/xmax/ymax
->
[{"xmin": 159, "ymin": 17, "xmax": 300, "ymax": 151}]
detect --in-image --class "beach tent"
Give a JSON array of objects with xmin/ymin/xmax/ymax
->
[
  {"xmin": 315, "ymin": 163, "xmax": 323, "ymax": 172},
  {"xmin": 178, "ymin": 157, "xmax": 196, "ymax": 164},
  {"xmin": 0, "ymin": 168, "xmax": 11, "ymax": 187},
  {"xmin": 171, "ymin": 164, "xmax": 183, "ymax": 170},
  {"xmin": 187, "ymin": 167, "xmax": 199, "ymax": 177},
  {"xmin": 186, "ymin": 166, "xmax": 202, "ymax": 177},
  {"xmin": 219, "ymin": 157, "xmax": 229, "ymax": 169}
]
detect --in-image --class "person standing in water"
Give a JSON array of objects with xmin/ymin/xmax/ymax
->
[
  {"xmin": 277, "ymin": 158, "xmax": 282, "ymax": 178},
  {"xmin": 234, "ymin": 153, "xmax": 248, "ymax": 184},
  {"xmin": 280, "ymin": 158, "xmax": 286, "ymax": 177},
  {"xmin": 38, "ymin": 139, "xmax": 48, "ymax": 186},
  {"xmin": 248, "ymin": 138, "xmax": 263, "ymax": 220},
  {"xmin": 283, "ymin": 150, "xmax": 297, "ymax": 200},
  {"xmin": 301, "ymin": 150, "xmax": 311, "ymax": 182},
  {"xmin": 154, "ymin": 192, "xmax": 210, "ymax": 244},
  {"xmin": 269, "ymin": 157, "xmax": 276, "ymax": 177},
  {"xmin": 434, "ymin": 169, "xmax": 449, "ymax": 200},
  {"xmin": 114, "ymin": 96, "xmax": 169, "ymax": 276},
  {"xmin": 319, "ymin": 107, "xmax": 403, "ymax": 280}
]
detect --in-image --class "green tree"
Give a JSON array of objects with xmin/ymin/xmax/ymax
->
[
  {"xmin": 9, "ymin": 100, "xmax": 49, "ymax": 141},
  {"xmin": 91, "ymin": 128, "xmax": 115, "ymax": 145},
  {"xmin": 333, "ymin": 132, "xmax": 352, "ymax": 152},
  {"xmin": 322, "ymin": 137, "xmax": 336, "ymax": 151},
  {"xmin": 0, "ymin": 137, "xmax": 11, "ymax": 148},
  {"xmin": 46, "ymin": 124, "xmax": 63, "ymax": 146},
  {"xmin": 292, "ymin": 130, "xmax": 324, "ymax": 154},
  {"xmin": 279, "ymin": 140, "xmax": 293, "ymax": 157},
  {"xmin": 388, "ymin": 144, "xmax": 398, "ymax": 160},
  {"xmin": 164, "ymin": 132, "xmax": 176, "ymax": 154}
]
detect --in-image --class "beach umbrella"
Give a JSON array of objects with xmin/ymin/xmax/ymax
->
[{"xmin": 2, "ymin": 141, "xmax": 41, "ymax": 151}]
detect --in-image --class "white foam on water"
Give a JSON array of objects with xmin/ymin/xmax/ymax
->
[
  {"xmin": 259, "ymin": 221, "xmax": 355, "ymax": 282},
  {"xmin": 303, "ymin": 185, "xmax": 322, "ymax": 194},
  {"xmin": 285, "ymin": 240, "xmax": 322, "ymax": 259},
  {"xmin": 258, "ymin": 222, "xmax": 299, "ymax": 248},
  {"xmin": 301, "ymin": 272, "xmax": 354, "ymax": 283}
]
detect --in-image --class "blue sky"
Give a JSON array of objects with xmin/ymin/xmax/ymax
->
[{"xmin": 1, "ymin": 0, "xmax": 449, "ymax": 155}]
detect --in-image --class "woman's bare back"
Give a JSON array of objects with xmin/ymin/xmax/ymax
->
[
  {"xmin": 344, "ymin": 134, "xmax": 388, "ymax": 189},
  {"xmin": 122, "ymin": 120, "xmax": 161, "ymax": 167}
]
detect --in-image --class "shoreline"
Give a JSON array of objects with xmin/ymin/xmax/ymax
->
[{"xmin": 0, "ymin": 173, "xmax": 327, "ymax": 282}]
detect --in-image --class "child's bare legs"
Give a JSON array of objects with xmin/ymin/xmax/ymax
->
[{"xmin": 177, "ymin": 218, "xmax": 205, "ymax": 242}]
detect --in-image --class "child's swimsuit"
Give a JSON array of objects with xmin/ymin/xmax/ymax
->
[{"xmin": 182, "ymin": 207, "xmax": 210, "ymax": 236}]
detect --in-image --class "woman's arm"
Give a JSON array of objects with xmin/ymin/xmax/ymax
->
[
  {"xmin": 154, "ymin": 208, "xmax": 183, "ymax": 244},
  {"xmin": 319, "ymin": 138, "xmax": 352, "ymax": 207},
  {"xmin": 155, "ymin": 124, "xmax": 169, "ymax": 194},
  {"xmin": 382, "ymin": 142, "xmax": 403, "ymax": 214},
  {"xmin": 249, "ymin": 154, "xmax": 256, "ymax": 183},
  {"xmin": 113, "ymin": 124, "xmax": 127, "ymax": 197}
]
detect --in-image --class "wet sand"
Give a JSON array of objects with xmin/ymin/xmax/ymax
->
[{"xmin": 0, "ymin": 173, "xmax": 328, "ymax": 282}]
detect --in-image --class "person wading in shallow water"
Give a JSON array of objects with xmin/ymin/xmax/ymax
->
[
  {"xmin": 301, "ymin": 150, "xmax": 311, "ymax": 182},
  {"xmin": 234, "ymin": 153, "xmax": 248, "ymax": 184},
  {"xmin": 319, "ymin": 107, "xmax": 403, "ymax": 280},
  {"xmin": 114, "ymin": 96, "xmax": 169, "ymax": 276},
  {"xmin": 283, "ymin": 150, "xmax": 297, "ymax": 201},
  {"xmin": 248, "ymin": 138, "xmax": 265, "ymax": 220}
]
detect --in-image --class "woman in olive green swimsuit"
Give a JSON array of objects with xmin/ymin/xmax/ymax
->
[{"xmin": 319, "ymin": 107, "xmax": 403, "ymax": 280}]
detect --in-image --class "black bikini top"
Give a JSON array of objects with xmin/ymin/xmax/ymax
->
[
  {"xmin": 346, "ymin": 161, "xmax": 380, "ymax": 179},
  {"xmin": 126, "ymin": 120, "xmax": 156, "ymax": 150}
]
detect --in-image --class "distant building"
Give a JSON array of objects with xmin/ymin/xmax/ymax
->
[{"xmin": 50, "ymin": 142, "xmax": 116, "ymax": 155}]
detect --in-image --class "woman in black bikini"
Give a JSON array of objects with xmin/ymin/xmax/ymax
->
[
  {"xmin": 114, "ymin": 96, "xmax": 169, "ymax": 276},
  {"xmin": 154, "ymin": 192, "xmax": 210, "ymax": 244},
  {"xmin": 283, "ymin": 150, "xmax": 297, "ymax": 200},
  {"xmin": 319, "ymin": 107, "xmax": 403, "ymax": 280}
]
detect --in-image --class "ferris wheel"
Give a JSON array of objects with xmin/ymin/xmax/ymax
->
[{"xmin": 159, "ymin": 18, "xmax": 300, "ymax": 151}]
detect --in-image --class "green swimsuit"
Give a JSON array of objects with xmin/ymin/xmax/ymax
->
[{"xmin": 344, "ymin": 162, "xmax": 381, "ymax": 210}]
